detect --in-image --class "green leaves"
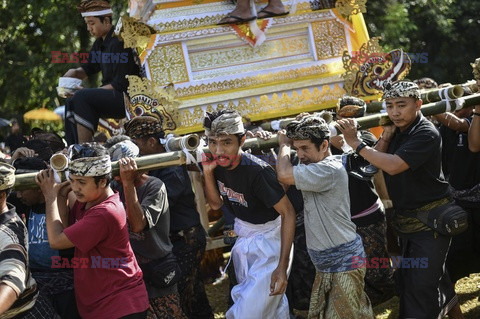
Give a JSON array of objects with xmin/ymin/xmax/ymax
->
[
  {"xmin": 365, "ymin": 0, "xmax": 480, "ymax": 84},
  {"xmin": 0, "ymin": 0, "xmax": 126, "ymax": 127}
]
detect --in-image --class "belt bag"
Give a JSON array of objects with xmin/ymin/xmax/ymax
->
[
  {"xmin": 141, "ymin": 252, "xmax": 182, "ymax": 289},
  {"xmin": 404, "ymin": 201, "xmax": 468, "ymax": 236}
]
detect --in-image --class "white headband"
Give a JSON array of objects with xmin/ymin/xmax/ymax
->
[{"xmin": 81, "ymin": 9, "xmax": 113, "ymax": 17}]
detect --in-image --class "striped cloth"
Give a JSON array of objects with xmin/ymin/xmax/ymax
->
[{"xmin": 0, "ymin": 204, "xmax": 38, "ymax": 318}]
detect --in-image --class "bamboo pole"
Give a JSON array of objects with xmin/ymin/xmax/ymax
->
[
  {"xmin": 13, "ymin": 93, "xmax": 480, "ymax": 190},
  {"xmin": 244, "ymin": 93, "xmax": 480, "ymax": 147},
  {"xmin": 366, "ymin": 85, "xmax": 465, "ymax": 113},
  {"xmin": 332, "ymin": 92, "xmax": 480, "ymax": 135},
  {"xmin": 165, "ymin": 134, "xmax": 200, "ymax": 151},
  {"xmin": 261, "ymin": 92, "xmax": 480, "ymax": 134},
  {"xmin": 14, "ymin": 151, "xmax": 186, "ymax": 191}
]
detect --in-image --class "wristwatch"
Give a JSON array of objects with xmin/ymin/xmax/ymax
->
[{"xmin": 355, "ymin": 142, "xmax": 367, "ymax": 154}]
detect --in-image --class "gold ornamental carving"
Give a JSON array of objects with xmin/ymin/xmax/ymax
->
[
  {"xmin": 116, "ymin": 15, "xmax": 155, "ymax": 53},
  {"xmin": 148, "ymin": 44, "xmax": 189, "ymax": 85},
  {"xmin": 174, "ymin": 65, "xmax": 331, "ymax": 98},
  {"xmin": 125, "ymin": 75, "xmax": 180, "ymax": 131},
  {"xmin": 153, "ymin": 15, "xmax": 225, "ymax": 33},
  {"xmin": 335, "ymin": 0, "xmax": 367, "ymax": 19},
  {"xmin": 152, "ymin": 11, "xmax": 335, "ymax": 44},
  {"xmin": 312, "ymin": 20, "xmax": 348, "ymax": 59},
  {"xmin": 190, "ymin": 37, "xmax": 309, "ymax": 71},
  {"xmin": 341, "ymin": 37, "xmax": 411, "ymax": 96},
  {"xmin": 175, "ymin": 84, "xmax": 347, "ymax": 133}
]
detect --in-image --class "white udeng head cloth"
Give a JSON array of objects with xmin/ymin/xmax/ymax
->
[
  {"xmin": 68, "ymin": 155, "xmax": 111, "ymax": 177},
  {"xmin": 81, "ymin": 9, "xmax": 113, "ymax": 17}
]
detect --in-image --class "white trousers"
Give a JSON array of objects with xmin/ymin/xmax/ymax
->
[{"xmin": 226, "ymin": 216, "xmax": 292, "ymax": 319}]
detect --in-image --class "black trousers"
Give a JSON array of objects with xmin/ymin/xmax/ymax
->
[
  {"xmin": 64, "ymin": 88, "xmax": 125, "ymax": 145},
  {"xmin": 396, "ymin": 230, "xmax": 457, "ymax": 319}
]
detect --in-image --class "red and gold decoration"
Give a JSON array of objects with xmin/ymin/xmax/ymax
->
[
  {"xmin": 342, "ymin": 37, "xmax": 411, "ymax": 97},
  {"xmin": 124, "ymin": 75, "xmax": 179, "ymax": 131}
]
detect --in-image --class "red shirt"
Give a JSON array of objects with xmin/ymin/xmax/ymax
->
[{"xmin": 64, "ymin": 192, "xmax": 149, "ymax": 318}]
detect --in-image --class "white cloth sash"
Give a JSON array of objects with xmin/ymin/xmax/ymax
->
[{"xmin": 226, "ymin": 216, "xmax": 292, "ymax": 319}]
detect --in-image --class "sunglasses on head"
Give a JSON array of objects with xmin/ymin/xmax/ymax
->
[{"xmin": 68, "ymin": 144, "xmax": 96, "ymax": 159}]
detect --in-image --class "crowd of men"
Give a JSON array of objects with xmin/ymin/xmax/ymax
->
[
  {"xmin": 1, "ymin": 0, "xmax": 480, "ymax": 318},
  {"xmin": 1, "ymin": 79, "xmax": 479, "ymax": 318}
]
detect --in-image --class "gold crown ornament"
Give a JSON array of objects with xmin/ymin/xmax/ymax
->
[
  {"xmin": 342, "ymin": 37, "xmax": 411, "ymax": 97},
  {"xmin": 124, "ymin": 75, "xmax": 179, "ymax": 131}
]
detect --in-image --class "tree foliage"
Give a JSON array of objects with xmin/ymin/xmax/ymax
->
[
  {"xmin": 0, "ymin": 0, "xmax": 126, "ymax": 122},
  {"xmin": 364, "ymin": 0, "xmax": 480, "ymax": 84}
]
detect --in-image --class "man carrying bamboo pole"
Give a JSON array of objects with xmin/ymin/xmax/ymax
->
[
  {"xmin": 275, "ymin": 115, "xmax": 374, "ymax": 318},
  {"xmin": 337, "ymin": 80, "xmax": 463, "ymax": 318},
  {"xmin": 107, "ymin": 137, "xmax": 186, "ymax": 319},
  {"xmin": 35, "ymin": 143, "xmax": 149, "ymax": 318},
  {"xmin": 432, "ymin": 98, "xmax": 480, "ymax": 287},
  {"xmin": 0, "ymin": 162, "xmax": 58, "ymax": 318},
  {"xmin": 331, "ymin": 96, "xmax": 395, "ymax": 307},
  {"xmin": 124, "ymin": 116, "xmax": 213, "ymax": 319},
  {"xmin": 202, "ymin": 109, "xmax": 295, "ymax": 319}
]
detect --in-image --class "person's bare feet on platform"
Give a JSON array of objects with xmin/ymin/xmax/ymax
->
[
  {"xmin": 218, "ymin": 0, "xmax": 256, "ymax": 25},
  {"xmin": 257, "ymin": 0, "xmax": 289, "ymax": 19}
]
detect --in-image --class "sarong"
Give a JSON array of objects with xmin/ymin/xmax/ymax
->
[
  {"xmin": 308, "ymin": 268, "xmax": 374, "ymax": 319},
  {"xmin": 146, "ymin": 293, "xmax": 187, "ymax": 319},
  {"xmin": 356, "ymin": 215, "xmax": 396, "ymax": 306}
]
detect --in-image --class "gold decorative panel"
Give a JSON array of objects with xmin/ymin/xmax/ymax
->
[
  {"xmin": 147, "ymin": 43, "xmax": 189, "ymax": 85},
  {"xmin": 175, "ymin": 65, "xmax": 331, "ymax": 98},
  {"xmin": 312, "ymin": 19, "xmax": 348, "ymax": 59},
  {"xmin": 189, "ymin": 36, "xmax": 309, "ymax": 71},
  {"xmin": 174, "ymin": 84, "xmax": 347, "ymax": 134}
]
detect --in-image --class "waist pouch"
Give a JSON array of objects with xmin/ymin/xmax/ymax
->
[
  {"xmin": 141, "ymin": 252, "xmax": 182, "ymax": 289},
  {"xmin": 401, "ymin": 200, "xmax": 468, "ymax": 236}
]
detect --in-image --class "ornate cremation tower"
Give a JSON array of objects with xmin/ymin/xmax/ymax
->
[{"xmin": 127, "ymin": 0, "xmax": 371, "ymax": 134}]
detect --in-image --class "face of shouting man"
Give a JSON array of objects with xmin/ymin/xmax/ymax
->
[{"xmin": 207, "ymin": 134, "xmax": 245, "ymax": 170}]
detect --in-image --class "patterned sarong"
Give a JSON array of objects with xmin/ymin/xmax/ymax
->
[
  {"xmin": 146, "ymin": 293, "xmax": 187, "ymax": 319},
  {"xmin": 308, "ymin": 268, "xmax": 374, "ymax": 319},
  {"xmin": 356, "ymin": 216, "xmax": 396, "ymax": 306}
]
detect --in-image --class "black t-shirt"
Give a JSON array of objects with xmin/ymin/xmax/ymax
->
[
  {"xmin": 331, "ymin": 131, "xmax": 379, "ymax": 216},
  {"xmin": 439, "ymin": 117, "xmax": 480, "ymax": 191},
  {"xmin": 214, "ymin": 152, "xmax": 285, "ymax": 224},
  {"xmin": 384, "ymin": 115, "xmax": 450, "ymax": 211},
  {"xmin": 149, "ymin": 166, "xmax": 200, "ymax": 233},
  {"xmin": 80, "ymin": 27, "xmax": 139, "ymax": 92}
]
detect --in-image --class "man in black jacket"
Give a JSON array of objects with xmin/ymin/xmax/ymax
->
[{"xmin": 63, "ymin": 0, "xmax": 139, "ymax": 144}]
